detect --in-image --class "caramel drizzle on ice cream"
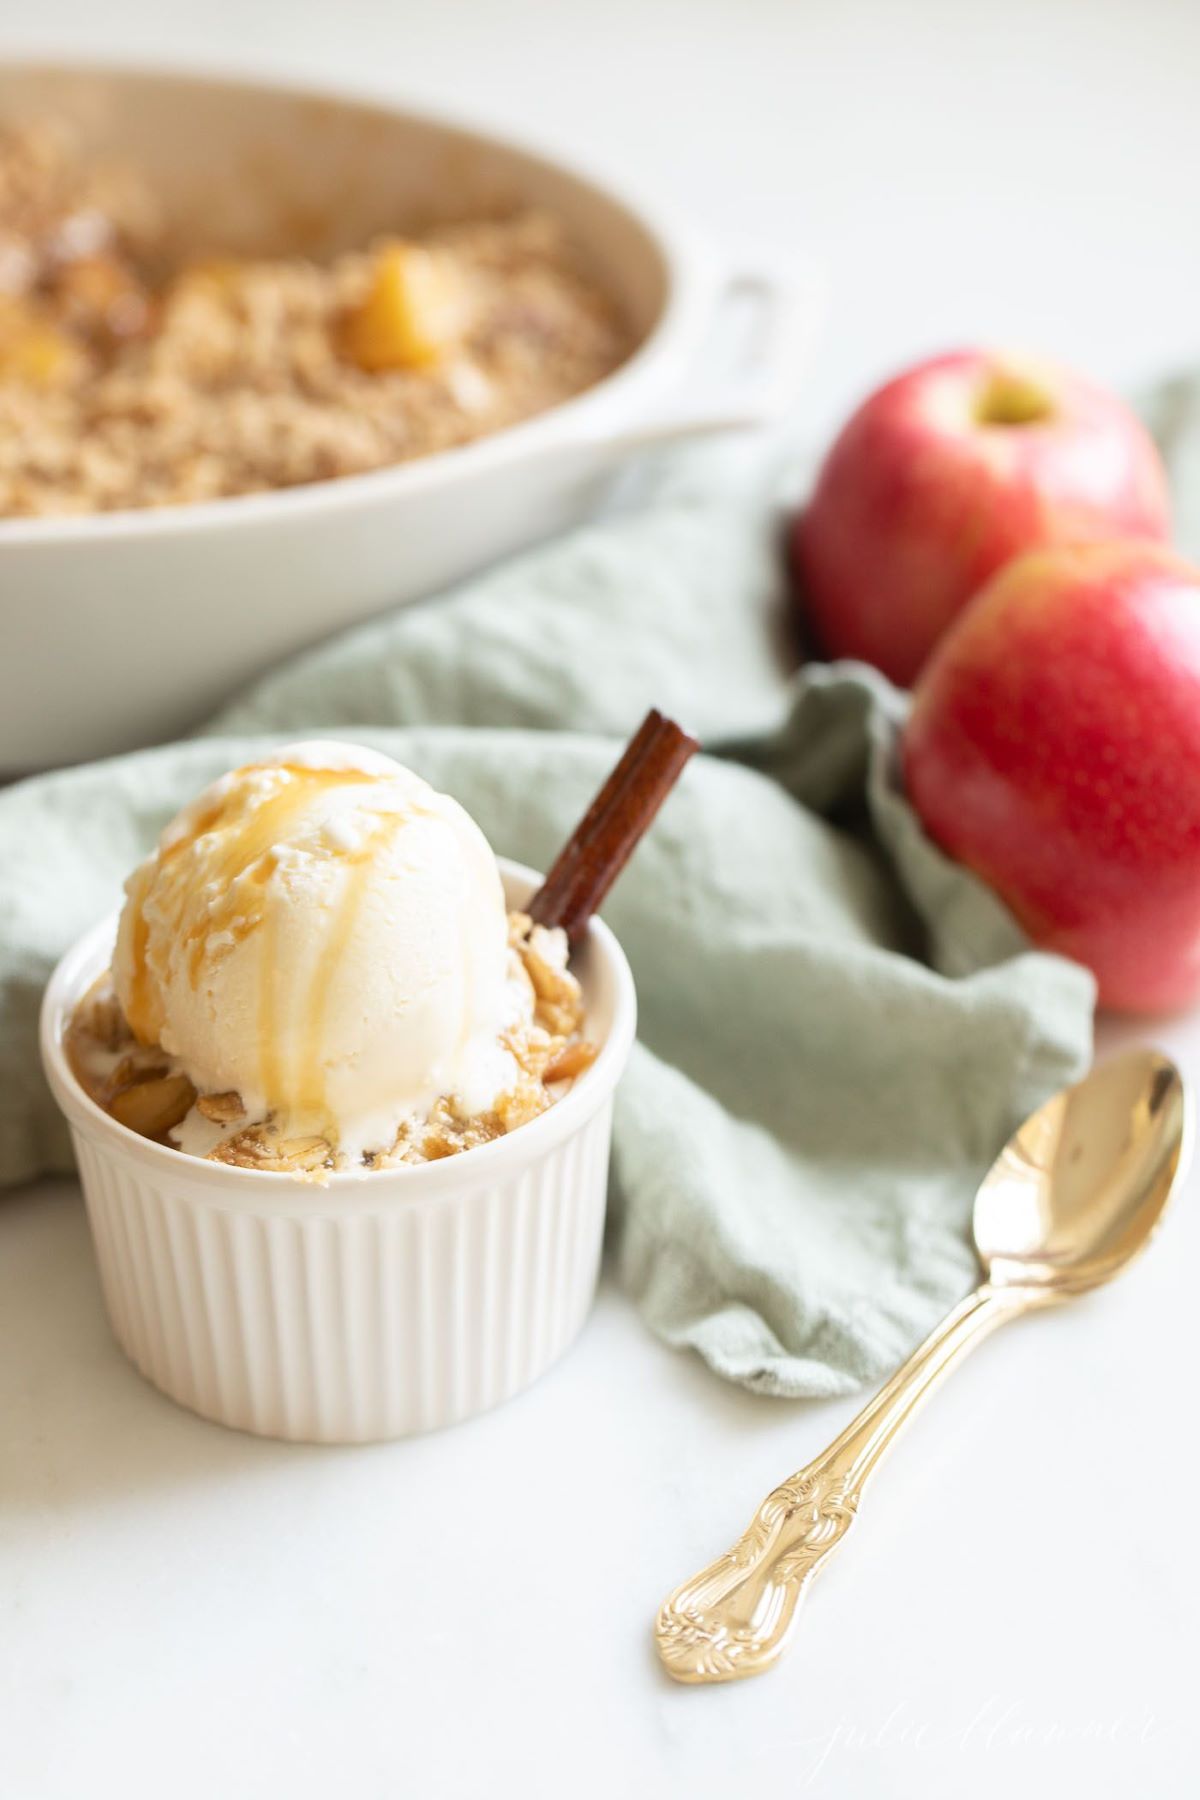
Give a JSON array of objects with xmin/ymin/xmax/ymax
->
[
  {"xmin": 172, "ymin": 764, "xmax": 370, "ymax": 989},
  {"xmin": 126, "ymin": 907, "xmax": 154, "ymax": 1048},
  {"xmin": 124, "ymin": 762, "xmax": 410, "ymax": 1137},
  {"xmin": 283, "ymin": 812, "xmax": 401, "ymax": 1129}
]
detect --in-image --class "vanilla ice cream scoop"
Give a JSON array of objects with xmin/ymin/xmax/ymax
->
[{"xmin": 113, "ymin": 742, "xmax": 517, "ymax": 1162}]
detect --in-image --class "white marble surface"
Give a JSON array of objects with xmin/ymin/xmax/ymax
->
[{"xmin": 3, "ymin": 3, "xmax": 1200, "ymax": 1795}]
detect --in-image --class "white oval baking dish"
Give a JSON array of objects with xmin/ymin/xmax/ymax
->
[
  {"xmin": 0, "ymin": 61, "xmax": 822, "ymax": 770},
  {"xmin": 40, "ymin": 860, "xmax": 638, "ymax": 1444}
]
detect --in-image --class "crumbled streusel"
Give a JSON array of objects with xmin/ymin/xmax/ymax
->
[{"xmin": 0, "ymin": 121, "xmax": 630, "ymax": 518}]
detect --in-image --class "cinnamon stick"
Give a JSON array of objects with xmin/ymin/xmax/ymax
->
[{"xmin": 529, "ymin": 709, "xmax": 699, "ymax": 944}]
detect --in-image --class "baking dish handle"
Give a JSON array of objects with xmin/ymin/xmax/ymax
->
[{"xmin": 607, "ymin": 245, "xmax": 827, "ymax": 449}]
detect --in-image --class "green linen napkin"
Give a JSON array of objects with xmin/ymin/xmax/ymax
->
[{"xmin": 0, "ymin": 436, "xmax": 1096, "ymax": 1399}]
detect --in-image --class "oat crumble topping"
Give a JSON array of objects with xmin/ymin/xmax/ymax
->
[{"xmin": 0, "ymin": 120, "xmax": 630, "ymax": 518}]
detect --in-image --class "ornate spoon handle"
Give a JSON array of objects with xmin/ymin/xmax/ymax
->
[{"xmin": 655, "ymin": 1282, "xmax": 1032, "ymax": 1683}]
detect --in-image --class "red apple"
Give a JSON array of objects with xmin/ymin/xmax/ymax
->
[
  {"xmin": 793, "ymin": 350, "xmax": 1171, "ymax": 686},
  {"xmin": 903, "ymin": 541, "xmax": 1200, "ymax": 1013}
]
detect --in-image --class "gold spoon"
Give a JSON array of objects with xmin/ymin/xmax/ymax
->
[{"xmin": 655, "ymin": 1049, "xmax": 1190, "ymax": 1685}]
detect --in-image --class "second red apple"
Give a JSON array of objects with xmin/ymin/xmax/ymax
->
[{"xmin": 904, "ymin": 541, "xmax": 1200, "ymax": 1014}]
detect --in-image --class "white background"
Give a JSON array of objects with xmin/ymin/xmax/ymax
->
[{"xmin": 3, "ymin": 3, "xmax": 1200, "ymax": 1797}]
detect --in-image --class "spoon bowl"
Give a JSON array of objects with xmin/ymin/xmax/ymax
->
[{"xmin": 974, "ymin": 1049, "xmax": 1189, "ymax": 1297}]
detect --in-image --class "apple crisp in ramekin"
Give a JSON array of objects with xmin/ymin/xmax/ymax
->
[{"xmin": 67, "ymin": 912, "xmax": 597, "ymax": 1177}]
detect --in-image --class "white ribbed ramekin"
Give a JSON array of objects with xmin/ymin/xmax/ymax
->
[{"xmin": 40, "ymin": 861, "xmax": 636, "ymax": 1444}]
